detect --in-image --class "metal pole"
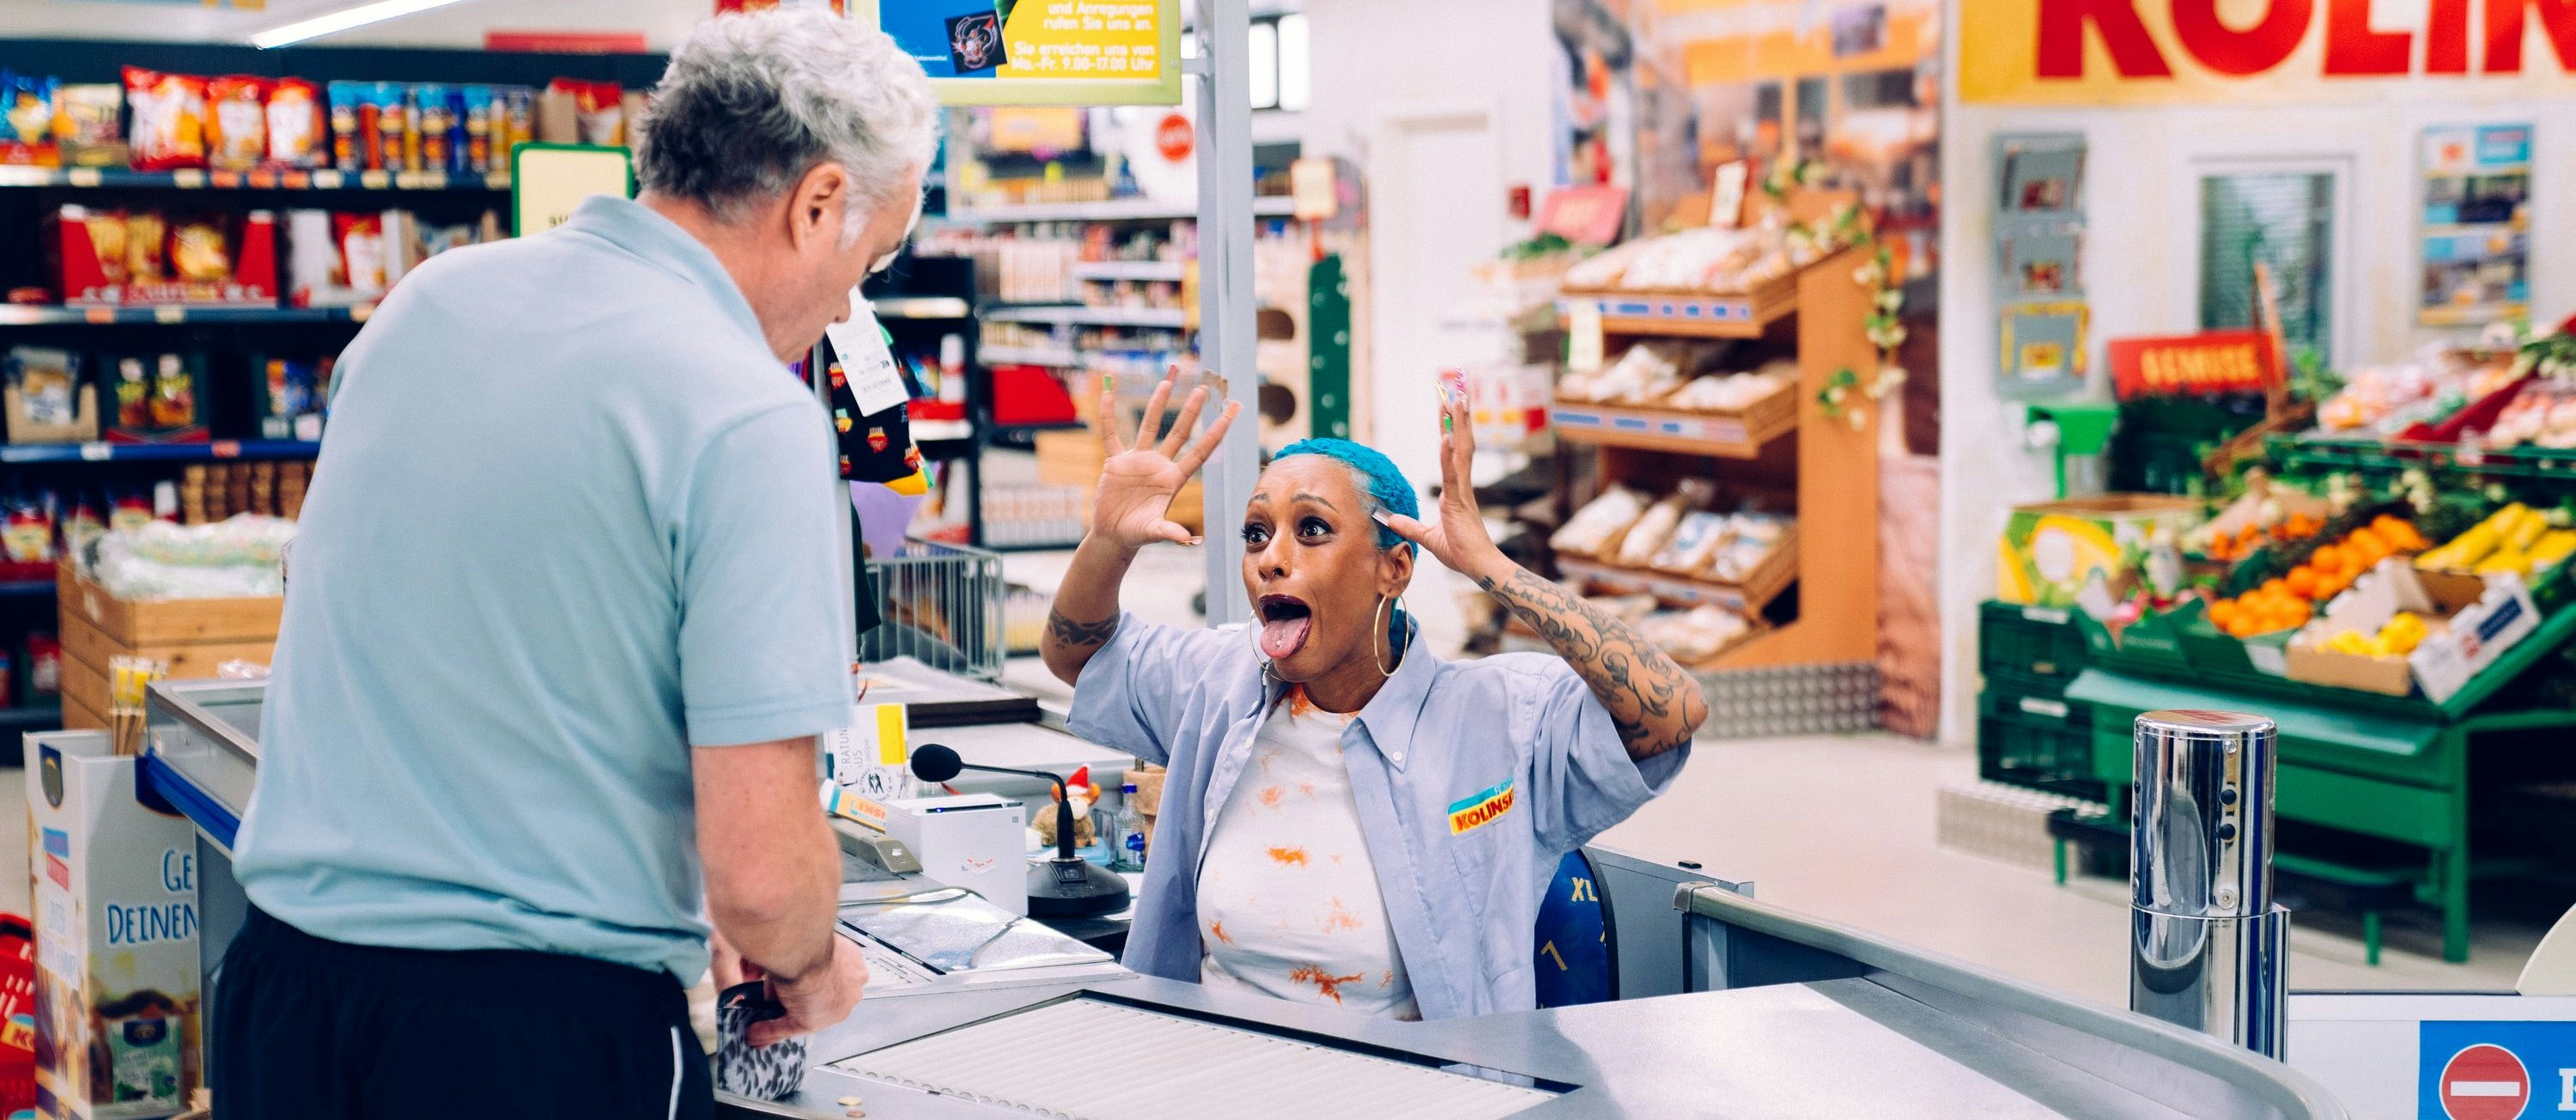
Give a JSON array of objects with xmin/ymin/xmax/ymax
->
[
  {"xmin": 2129, "ymin": 709, "xmax": 2290, "ymax": 1060},
  {"xmin": 1192, "ymin": 0, "xmax": 1256, "ymax": 628}
]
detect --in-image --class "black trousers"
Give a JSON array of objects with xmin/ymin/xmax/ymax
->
[{"xmin": 210, "ymin": 907, "xmax": 714, "ymax": 1120}]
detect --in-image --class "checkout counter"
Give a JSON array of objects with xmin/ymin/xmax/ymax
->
[{"xmin": 125, "ymin": 673, "xmax": 2345, "ymax": 1119}]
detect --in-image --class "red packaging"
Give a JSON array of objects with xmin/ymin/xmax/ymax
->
[
  {"xmin": 206, "ymin": 75, "xmax": 268, "ymax": 171},
  {"xmin": 266, "ymin": 77, "xmax": 325, "ymax": 168},
  {"xmin": 123, "ymin": 66, "xmax": 208, "ymax": 172},
  {"xmin": 550, "ymin": 78, "xmax": 624, "ymax": 145},
  {"xmin": 334, "ymin": 212, "xmax": 385, "ymax": 294}
]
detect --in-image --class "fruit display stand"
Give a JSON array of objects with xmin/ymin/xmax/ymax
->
[{"xmin": 1550, "ymin": 244, "xmax": 1882, "ymax": 685}]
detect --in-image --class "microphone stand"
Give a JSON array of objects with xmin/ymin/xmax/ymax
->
[{"xmin": 914, "ymin": 749, "xmax": 1131, "ymax": 918}]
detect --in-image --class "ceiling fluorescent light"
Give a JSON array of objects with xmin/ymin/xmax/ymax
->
[{"xmin": 252, "ymin": 0, "xmax": 477, "ymax": 50}]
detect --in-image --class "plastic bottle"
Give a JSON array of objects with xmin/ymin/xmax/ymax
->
[{"xmin": 1113, "ymin": 783, "xmax": 1147, "ymax": 872}]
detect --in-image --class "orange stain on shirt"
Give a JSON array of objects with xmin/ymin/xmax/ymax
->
[
  {"xmin": 1297, "ymin": 782, "xmax": 1316, "ymax": 799},
  {"xmin": 1321, "ymin": 897, "xmax": 1364, "ymax": 933},
  {"xmin": 1258, "ymin": 787, "xmax": 1284, "ymax": 808},
  {"xmin": 1209, "ymin": 920, "xmax": 1235, "ymax": 945},
  {"xmin": 1266, "ymin": 845, "xmax": 1309, "ymax": 867},
  {"xmin": 1289, "ymin": 965, "xmax": 1366, "ymax": 1005}
]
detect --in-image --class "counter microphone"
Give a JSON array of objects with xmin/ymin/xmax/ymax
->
[{"xmin": 909, "ymin": 745, "xmax": 1130, "ymax": 918}]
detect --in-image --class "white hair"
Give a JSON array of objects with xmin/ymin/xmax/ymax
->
[{"xmin": 635, "ymin": 9, "xmax": 940, "ymax": 243}]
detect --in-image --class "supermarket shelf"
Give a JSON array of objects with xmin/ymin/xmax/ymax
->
[
  {"xmin": 910, "ymin": 419, "xmax": 975, "ymax": 442},
  {"xmin": 979, "ymin": 345, "xmax": 1084, "ymax": 368},
  {"xmin": 0, "ymin": 440, "xmax": 320, "ymax": 465},
  {"xmin": 1558, "ymin": 277, "xmax": 1797, "ymax": 340},
  {"xmin": 1556, "ymin": 552, "xmax": 1796, "ymax": 617},
  {"xmin": 0, "ymin": 705, "xmax": 63, "ymax": 733},
  {"xmin": 983, "ymin": 305, "xmax": 1189, "ymax": 329},
  {"xmin": 942, "ymin": 195, "xmax": 1297, "ymax": 223},
  {"xmin": 0, "ymin": 304, "xmax": 367, "ymax": 326},
  {"xmin": 872, "ymin": 296, "xmax": 973, "ymax": 320},
  {"xmin": 0, "ymin": 166, "xmax": 511, "ymax": 192},
  {"xmin": 1550, "ymin": 399, "xmax": 1796, "ymax": 460},
  {"xmin": 1070, "ymin": 260, "xmax": 1188, "ymax": 283},
  {"xmin": 0, "ymin": 580, "xmax": 53, "ymax": 597}
]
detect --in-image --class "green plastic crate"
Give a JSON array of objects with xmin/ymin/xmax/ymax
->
[
  {"xmin": 1978, "ymin": 686, "xmax": 2105, "ymax": 801},
  {"xmin": 1978, "ymin": 601, "xmax": 2092, "ymax": 688}
]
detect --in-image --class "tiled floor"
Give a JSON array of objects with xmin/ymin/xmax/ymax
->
[{"xmin": 1008, "ymin": 545, "xmax": 2549, "ymax": 1007}]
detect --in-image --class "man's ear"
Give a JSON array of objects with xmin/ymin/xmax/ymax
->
[{"xmin": 785, "ymin": 161, "xmax": 853, "ymax": 253}]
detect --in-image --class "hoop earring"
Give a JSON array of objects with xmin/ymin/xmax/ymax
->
[{"xmin": 1373, "ymin": 594, "xmax": 1408, "ymax": 679}]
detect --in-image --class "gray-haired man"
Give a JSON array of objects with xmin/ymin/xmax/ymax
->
[{"xmin": 214, "ymin": 12, "xmax": 933, "ymax": 1117}]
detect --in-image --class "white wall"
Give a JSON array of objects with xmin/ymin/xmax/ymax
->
[
  {"xmin": 1297, "ymin": 0, "xmax": 1556, "ymax": 490},
  {"xmin": 1937, "ymin": 90, "xmax": 2576, "ymax": 744},
  {"xmin": 0, "ymin": 0, "xmax": 705, "ymax": 50}
]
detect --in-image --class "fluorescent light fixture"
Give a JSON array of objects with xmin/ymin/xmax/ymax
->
[{"xmin": 252, "ymin": 0, "xmax": 477, "ymax": 49}]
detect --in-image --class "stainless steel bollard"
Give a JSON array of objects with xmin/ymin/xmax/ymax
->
[{"xmin": 2129, "ymin": 709, "xmax": 2289, "ymax": 1059}]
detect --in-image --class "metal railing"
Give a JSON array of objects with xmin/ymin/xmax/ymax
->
[{"xmin": 860, "ymin": 539, "xmax": 1005, "ymax": 680}]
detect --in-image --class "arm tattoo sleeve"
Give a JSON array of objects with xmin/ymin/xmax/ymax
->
[
  {"xmin": 1045, "ymin": 608, "xmax": 1120, "ymax": 650},
  {"xmin": 1477, "ymin": 569, "xmax": 1706, "ymax": 758}
]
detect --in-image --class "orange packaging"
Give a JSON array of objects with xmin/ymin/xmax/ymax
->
[
  {"xmin": 206, "ymin": 75, "xmax": 268, "ymax": 172},
  {"xmin": 265, "ymin": 78, "xmax": 324, "ymax": 169}
]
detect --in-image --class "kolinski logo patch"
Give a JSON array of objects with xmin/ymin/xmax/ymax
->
[{"xmin": 1448, "ymin": 779, "xmax": 1516, "ymax": 835}]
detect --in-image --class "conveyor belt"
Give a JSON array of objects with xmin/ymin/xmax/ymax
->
[{"xmin": 833, "ymin": 997, "xmax": 1556, "ymax": 1120}]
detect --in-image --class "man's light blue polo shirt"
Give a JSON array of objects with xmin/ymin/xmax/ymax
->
[{"xmin": 234, "ymin": 196, "xmax": 858, "ymax": 982}]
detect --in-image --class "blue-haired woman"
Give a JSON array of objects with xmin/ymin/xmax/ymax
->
[{"xmin": 1042, "ymin": 370, "xmax": 1709, "ymax": 1021}]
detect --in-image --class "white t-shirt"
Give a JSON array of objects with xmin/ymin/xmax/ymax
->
[{"xmin": 1196, "ymin": 697, "xmax": 1420, "ymax": 1020}]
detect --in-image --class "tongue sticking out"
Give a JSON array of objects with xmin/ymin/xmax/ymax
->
[{"xmin": 1261, "ymin": 613, "xmax": 1314, "ymax": 660}]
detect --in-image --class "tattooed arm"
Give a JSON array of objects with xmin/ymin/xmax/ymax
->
[
  {"xmin": 1474, "ymin": 564, "xmax": 1707, "ymax": 758},
  {"xmin": 1042, "ymin": 368, "xmax": 1240, "ymax": 686},
  {"xmin": 1381, "ymin": 395, "xmax": 1708, "ymax": 758}
]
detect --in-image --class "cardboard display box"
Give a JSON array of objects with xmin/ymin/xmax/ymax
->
[
  {"xmin": 1996, "ymin": 495, "xmax": 2200, "ymax": 618},
  {"xmin": 27, "ymin": 733, "xmax": 202, "ymax": 1119},
  {"xmin": 2285, "ymin": 561, "xmax": 2539, "ymax": 700},
  {"xmin": 54, "ymin": 561, "xmax": 281, "ymax": 729}
]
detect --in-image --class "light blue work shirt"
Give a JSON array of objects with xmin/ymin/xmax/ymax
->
[
  {"xmin": 1069, "ymin": 615, "xmax": 1688, "ymax": 1020},
  {"xmin": 234, "ymin": 195, "xmax": 858, "ymax": 983}
]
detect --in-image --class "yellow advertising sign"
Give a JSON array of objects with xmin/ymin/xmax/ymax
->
[
  {"xmin": 1960, "ymin": 0, "xmax": 2576, "ymax": 104},
  {"xmin": 857, "ymin": 0, "xmax": 1182, "ymax": 107}
]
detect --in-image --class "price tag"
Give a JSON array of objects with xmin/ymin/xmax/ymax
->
[
  {"xmin": 824, "ymin": 295, "xmax": 913, "ymax": 415},
  {"xmin": 360, "ymin": 170, "xmax": 390, "ymax": 189},
  {"xmin": 281, "ymin": 172, "xmax": 307, "ymax": 190},
  {"xmin": 349, "ymin": 302, "xmax": 374, "ymax": 322},
  {"xmin": 65, "ymin": 168, "xmax": 101, "ymax": 188},
  {"xmin": 248, "ymin": 171, "xmax": 277, "ymax": 189},
  {"xmin": 418, "ymin": 171, "xmax": 447, "ymax": 189},
  {"xmin": 484, "ymin": 172, "xmax": 511, "ymax": 191},
  {"xmin": 210, "ymin": 171, "xmax": 241, "ymax": 189},
  {"xmin": 152, "ymin": 307, "xmax": 185, "ymax": 324},
  {"xmin": 211, "ymin": 441, "xmax": 241, "ymax": 459},
  {"xmin": 311, "ymin": 170, "xmax": 343, "ymax": 189},
  {"xmin": 78, "ymin": 443, "xmax": 111, "ymax": 462},
  {"xmin": 172, "ymin": 169, "xmax": 205, "ymax": 188},
  {"xmin": 82, "ymin": 307, "xmax": 114, "ymax": 325}
]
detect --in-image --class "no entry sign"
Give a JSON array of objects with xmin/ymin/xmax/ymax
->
[{"xmin": 2438, "ymin": 1044, "xmax": 2530, "ymax": 1120}]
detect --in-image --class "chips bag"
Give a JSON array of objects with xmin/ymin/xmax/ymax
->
[
  {"xmin": 267, "ymin": 78, "xmax": 324, "ymax": 168},
  {"xmin": 51, "ymin": 84, "xmax": 122, "ymax": 149},
  {"xmin": 334, "ymin": 213, "xmax": 385, "ymax": 294},
  {"xmin": 206, "ymin": 75, "xmax": 267, "ymax": 171},
  {"xmin": 0, "ymin": 72, "xmax": 56, "ymax": 144},
  {"xmin": 326, "ymin": 81, "xmax": 364, "ymax": 172},
  {"xmin": 124, "ymin": 211, "xmax": 167, "ymax": 283},
  {"xmin": 169, "ymin": 218, "xmax": 229, "ymax": 283},
  {"xmin": 124, "ymin": 67, "xmax": 208, "ymax": 171}
]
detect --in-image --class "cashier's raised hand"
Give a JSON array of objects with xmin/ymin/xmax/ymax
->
[
  {"xmin": 1379, "ymin": 396, "xmax": 1507, "ymax": 582},
  {"xmin": 751, "ymin": 935, "xmax": 872, "ymax": 1047},
  {"xmin": 1091, "ymin": 367, "xmax": 1241, "ymax": 551}
]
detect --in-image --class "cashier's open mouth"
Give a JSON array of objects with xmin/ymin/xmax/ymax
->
[{"xmin": 1259, "ymin": 595, "xmax": 1314, "ymax": 660}]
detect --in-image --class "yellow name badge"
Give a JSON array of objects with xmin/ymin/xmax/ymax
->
[{"xmin": 1448, "ymin": 779, "xmax": 1516, "ymax": 835}]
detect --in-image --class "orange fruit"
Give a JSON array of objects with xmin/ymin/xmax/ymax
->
[
  {"xmin": 2209, "ymin": 600, "xmax": 2240, "ymax": 629},
  {"xmin": 2286, "ymin": 567, "xmax": 2319, "ymax": 599},
  {"xmin": 2312, "ymin": 545, "xmax": 2346, "ymax": 576},
  {"xmin": 2262, "ymin": 578, "xmax": 2290, "ymax": 599},
  {"xmin": 2349, "ymin": 527, "xmax": 2386, "ymax": 557}
]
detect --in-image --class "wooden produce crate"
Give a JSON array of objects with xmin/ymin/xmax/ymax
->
[{"xmin": 55, "ymin": 559, "xmax": 282, "ymax": 725}]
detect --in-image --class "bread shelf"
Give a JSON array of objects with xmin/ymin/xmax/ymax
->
[
  {"xmin": 1556, "ymin": 541, "xmax": 1797, "ymax": 616},
  {"xmin": 0, "ymin": 166, "xmax": 509, "ymax": 192},
  {"xmin": 1550, "ymin": 386, "xmax": 1798, "ymax": 460},
  {"xmin": 1558, "ymin": 269, "xmax": 1801, "ymax": 340}
]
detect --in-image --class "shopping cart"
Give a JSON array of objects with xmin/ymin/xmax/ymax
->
[{"xmin": 860, "ymin": 539, "xmax": 1006, "ymax": 680}]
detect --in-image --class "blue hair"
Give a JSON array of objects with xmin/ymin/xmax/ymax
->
[{"xmin": 1272, "ymin": 437, "xmax": 1418, "ymax": 554}]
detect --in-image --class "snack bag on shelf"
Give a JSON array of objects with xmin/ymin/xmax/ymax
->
[
  {"xmin": 460, "ymin": 86, "xmax": 493, "ymax": 173},
  {"xmin": 414, "ymin": 83, "xmax": 454, "ymax": 173},
  {"xmin": 81, "ymin": 209, "xmax": 129, "ymax": 284},
  {"xmin": 1, "ymin": 496, "xmax": 53, "ymax": 565},
  {"xmin": 496, "ymin": 86, "xmax": 535, "ymax": 163},
  {"xmin": 552, "ymin": 79, "xmax": 626, "ymax": 146},
  {"xmin": 206, "ymin": 75, "xmax": 268, "ymax": 172},
  {"xmin": 0, "ymin": 71, "xmax": 56, "ymax": 147},
  {"xmin": 397, "ymin": 83, "xmax": 423, "ymax": 172},
  {"xmin": 168, "ymin": 217, "xmax": 231, "ymax": 283},
  {"xmin": 149, "ymin": 353, "xmax": 198, "ymax": 430},
  {"xmin": 124, "ymin": 67, "xmax": 209, "ymax": 171},
  {"xmin": 1651, "ymin": 510, "xmax": 1729, "ymax": 575},
  {"xmin": 326, "ymin": 81, "xmax": 365, "ymax": 172},
  {"xmin": 124, "ymin": 210, "xmax": 167, "ymax": 283},
  {"xmin": 369, "ymin": 82, "xmax": 404, "ymax": 172},
  {"xmin": 1614, "ymin": 495, "xmax": 1689, "ymax": 568},
  {"xmin": 112, "ymin": 357, "xmax": 151, "ymax": 432},
  {"xmin": 265, "ymin": 77, "xmax": 324, "ymax": 168},
  {"xmin": 1710, "ymin": 513, "xmax": 1790, "ymax": 583},
  {"xmin": 52, "ymin": 83, "xmax": 124, "ymax": 162},
  {"xmin": 334, "ymin": 213, "xmax": 386, "ymax": 295}
]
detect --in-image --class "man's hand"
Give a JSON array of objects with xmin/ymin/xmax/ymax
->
[
  {"xmin": 750, "ymin": 935, "xmax": 871, "ymax": 1048},
  {"xmin": 1091, "ymin": 367, "xmax": 1239, "ymax": 553},
  {"xmin": 1382, "ymin": 396, "xmax": 1508, "ymax": 583}
]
